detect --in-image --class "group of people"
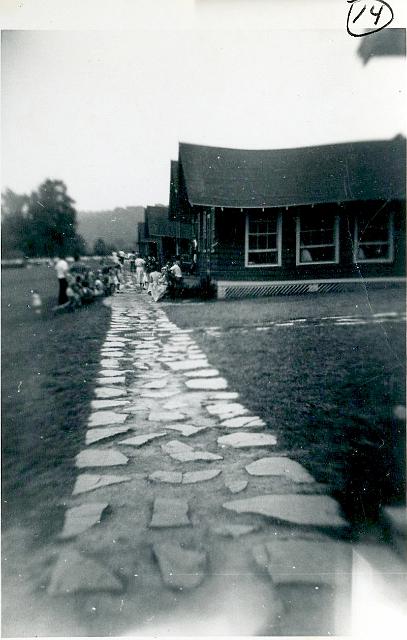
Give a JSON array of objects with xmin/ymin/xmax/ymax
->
[
  {"xmin": 54, "ymin": 254, "xmax": 124, "ymax": 311},
  {"xmin": 54, "ymin": 251, "xmax": 184, "ymax": 311},
  {"xmin": 127, "ymin": 252, "xmax": 184, "ymax": 302}
]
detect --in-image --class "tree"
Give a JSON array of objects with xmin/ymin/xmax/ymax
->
[
  {"xmin": 67, "ymin": 233, "xmax": 89, "ymax": 257},
  {"xmin": 25, "ymin": 179, "xmax": 78, "ymax": 257},
  {"xmin": 93, "ymin": 238, "xmax": 109, "ymax": 256},
  {"xmin": 1, "ymin": 189, "xmax": 30, "ymax": 258},
  {"xmin": 1, "ymin": 179, "xmax": 84, "ymax": 258}
]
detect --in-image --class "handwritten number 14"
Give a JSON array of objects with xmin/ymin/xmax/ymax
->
[
  {"xmin": 347, "ymin": 1, "xmax": 394, "ymax": 37},
  {"xmin": 353, "ymin": 3, "xmax": 383, "ymax": 25}
]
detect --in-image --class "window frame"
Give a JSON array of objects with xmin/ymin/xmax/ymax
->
[
  {"xmin": 296, "ymin": 214, "xmax": 340, "ymax": 266},
  {"xmin": 353, "ymin": 210, "xmax": 394, "ymax": 264},
  {"xmin": 245, "ymin": 211, "xmax": 282, "ymax": 268}
]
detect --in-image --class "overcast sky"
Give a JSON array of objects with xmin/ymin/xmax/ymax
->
[{"xmin": 1, "ymin": 2, "xmax": 406, "ymax": 211}]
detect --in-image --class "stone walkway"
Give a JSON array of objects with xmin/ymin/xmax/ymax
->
[{"xmin": 46, "ymin": 282, "xmax": 406, "ymax": 636}]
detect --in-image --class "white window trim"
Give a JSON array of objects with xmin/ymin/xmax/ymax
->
[
  {"xmin": 296, "ymin": 215, "xmax": 340, "ymax": 266},
  {"xmin": 245, "ymin": 211, "xmax": 282, "ymax": 268},
  {"xmin": 353, "ymin": 211, "xmax": 394, "ymax": 264}
]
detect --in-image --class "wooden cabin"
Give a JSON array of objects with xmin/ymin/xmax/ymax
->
[
  {"xmin": 138, "ymin": 203, "xmax": 193, "ymax": 266},
  {"xmin": 169, "ymin": 136, "xmax": 406, "ymax": 298}
]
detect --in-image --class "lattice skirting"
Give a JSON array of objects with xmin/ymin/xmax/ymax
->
[{"xmin": 216, "ymin": 278, "xmax": 406, "ymax": 300}]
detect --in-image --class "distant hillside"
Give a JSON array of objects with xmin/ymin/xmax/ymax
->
[{"xmin": 77, "ymin": 206, "xmax": 145, "ymax": 252}]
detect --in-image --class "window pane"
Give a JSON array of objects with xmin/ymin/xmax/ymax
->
[
  {"xmin": 300, "ymin": 246, "xmax": 336, "ymax": 263},
  {"xmin": 357, "ymin": 243, "xmax": 390, "ymax": 260},
  {"xmin": 300, "ymin": 229, "xmax": 334, "ymax": 246},
  {"xmin": 248, "ymin": 250, "xmax": 278, "ymax": 265},
  {"xmin": 266, "ymin": 234, "xmax": 277, "ymax": 249},
  {"xmin": 358, "ymin": 212, "xmax": 390, "ymax": 243},
  {"xmin": 300, "ymin": 215, "xmax": 334, "ymax": 232},
  {"xmin": 249, "ymin": 216, "xmax": 277, "ymax": 233},
  {"xmin": 258, "ymin": 235, "xmax": 267, "ymax": 250},
  {"xmin": 248, "ymin": 234, "xmax": 258, "ymax": 250}
]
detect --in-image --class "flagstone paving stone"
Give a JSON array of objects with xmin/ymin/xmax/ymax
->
[
  {"xmin": 75, "ymin": 449, "xmax": 129, "ymax": 468},
  {"xmin": 96, "ymin": 377, "xmax": 126, "ymax": 385},
  {"xmin": 207, "ymin": 402, "xmax": 248, "ymax": 418},
  {"xmin": 149, "ymin": 410, "xmax": 187, "ymax": 422},
  {"xmin": 212, "ymin": 524, "xmax": 259, "ymax": 538},
  {"xmin": 98, "ymin": 369, "xmax": 128, "ymax": 377},
  {"xmin": 153, "ymin": 542, "xmax": 207, "ymax": 589},
  {"xmin": 164, "ymin": 392, "xmax": 209, "ymax": 408},
  {"xmin": 73, "ymin": 473, "xmax": 132, "ymax": 496},
  {"xmin": 119, "ymin": 432, "xmax": 167, "ymax": 447},
  {"xmin": 218, "ymin": 433, "xmax": 277, "ymax": 448},
  {"xmin": 150, "ymin": 498, "xmax": 191, "ymax": 528},
  {"xmin": 166, "ymin": 359, "xmax": 209, "ymax": 371},
  {"xmin": 182, "ymin": 469, "xmax": 222, "ymax": 484},
  {"xmin": 225, "ymin": 479, "xmax": 248, "ymax": 494},
  {"xmin": 48, "ymin": 550, "xmax": 123, "ymax": 595},
  {"xmin": 101, "ymin": 347, "xmax": 125, "ymax": 353},
  {"xmin": 162, "ymin": 423, "xmax": 208, "ymax": 437},
  {"xmin": 183, "ymin": 368, "xmax": 220, "ymax": 378},
  {"xmin": 88, "ymin": 411, "xmax": 128, "ymax": 428},
  {"xmin": 149, "ymin": 471, "xmax": 183, "ymax": 484},
  {"xmin": 207, "ymin": 392, "xmax": 240, "ymax": 400},
  {"xmin": 134, "ymin": 363, "xmax": 151, "ymax": 371},
  {"xmin": 142, "ymin": 379, "xmax": 168, "ymax": 389},
  {"xmin": 252, "ymin": 539, "xmax": 352, "ymax": 586},
  {"xmin": 220, "ymin": 416, "xmax": 264, "ymax": 428},
  {"xmin": 94, "ymin": 387, "xmax": 127, "ymax": 399},
  {"xmin": 162, "ymin": 440, "xmax": 223, "ymax": 462},
  {"xmin": 86, "ymin": 426, "xmax": 133, "ymax": 445},
  {"xmin": 58, "ymin": 502, "xmax": 109, "ymax": 539},
  {"xmin": 91, "ymin": 399, "xmax": 129, "ymax": 410},
  {"xmin": 245, "ymin": 457, "xmax": 315, "ymax": 483},
  {"xmin": 143, "ymin": 371, "xmax": 168, "ymax": 379},
  {"xmin": 185, "ymin": 377, "xmax": 228, "ymax": 390},
  {"xmin": 100, "ymin": 359, "xmax": 120, "ymax": 368},
  {"xmin": 223, "ymin": 494, "xmax": 349, "ymax": 528},
  {"xmin": 118, "ymin": 401, "xmax": 154, "ymax": 413}
]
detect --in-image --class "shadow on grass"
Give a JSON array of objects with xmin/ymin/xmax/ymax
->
[{"xmin": 336, "ymin": 413, "xmax": 406, "ymax": 525}]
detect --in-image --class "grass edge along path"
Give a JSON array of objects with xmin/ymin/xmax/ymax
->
[
  {"xmin": 2, "ymin": 267, "xmax": 112, "ymax": 541},
  {"xmin": 165, "ymin": 288, "xmax": 406, "ymax": 527}
]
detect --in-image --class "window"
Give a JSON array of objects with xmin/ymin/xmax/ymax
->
[
  {"xmin": 296, "ymin": 214, "xmax": 339, "ymax": 265},
  {"xmin": 354, "ymin": 211, "xmax": 394, "ymax": 263},
  {"xmin": 245, "ymin": 212, "xmax": 282, "ymax": 267}
]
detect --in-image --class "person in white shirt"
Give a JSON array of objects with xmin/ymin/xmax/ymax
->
[
  {"xmin": 134, "ymin": 254, "xmax": 146, "ymax": 290},
  {"xmin": 168, "ymin": 257, "xmax": 183, "ymax": 297},
  {"xmin": 55, "ymin": 256, "xmax": 69, "ymax": 305}
]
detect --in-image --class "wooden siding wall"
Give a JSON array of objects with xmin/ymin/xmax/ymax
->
[{"xmin": 194, "ymin": 201, "xmax": 405, "ymax": 281}]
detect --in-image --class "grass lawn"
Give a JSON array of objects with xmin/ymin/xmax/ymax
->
[
  {"xmin": 1, "ymin": 265, "xmax": 111, "ymax": 541},
  {"xmin": 165, "ymin": 287, "xmax": 406, "ymax": 525}
]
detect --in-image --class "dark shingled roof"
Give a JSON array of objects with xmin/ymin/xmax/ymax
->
[
  {"xmin": 145, "ymin": 205, "xmax": 192, "ymax": 239},
  {"xmin": 179, "ymin": 136, "xmax": 406, "ymax": 209}
]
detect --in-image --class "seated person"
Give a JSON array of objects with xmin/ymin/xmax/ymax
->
[{"xmin": 169, "ymin": 257, "xmax": 182, "ymax": 282}]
